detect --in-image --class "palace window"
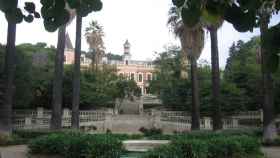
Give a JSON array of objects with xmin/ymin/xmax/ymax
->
[
  {"xmin": 119, "ymin": 73, "xmax": 124, "ymax": 78},
  {"xmin": 130, "ymin": 73, "xmax": 135, "ymax": 80},
  {"xmin": 138, "ymin": 74, "xmax": 143, "ymax": 82},
  {"xmin": 80, "ymin": 56, "xmax": 85, "ymax": 63},
  {"xmin": 147, "ymin": 74, "xmax": 152, "ymax": 81}
]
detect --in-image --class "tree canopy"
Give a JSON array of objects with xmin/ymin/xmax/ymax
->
[
  {"xmin": 149, "ymin": 45, "xmax": 246, "ymax": 114},
  {"xmin": 0, "ymin": 0, "xmax": 103, "ymax": 31},
  {"xmin": 172, "ymin": 0, "xmax": 280, "ymax": 72},
  {"xmin": 0, "ymin": 43, "xmax": 139, "ymax": 109}
]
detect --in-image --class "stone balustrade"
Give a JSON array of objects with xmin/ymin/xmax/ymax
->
[{"xmin": 12, "ymin": 107, "xmax": 269, "ymax": 133}]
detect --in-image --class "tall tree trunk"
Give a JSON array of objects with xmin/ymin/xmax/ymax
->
[
  {"xmin": 190, "ymin": 57, "xmax": 200, "ymax": 130},
  {"xmin": 71, "ymin": 15, "xmax": 82, "ymax": 129},
  {"xmin": 51, "ymin": 25, "xmax": 66, "ymax": 130},
  {"xmin": 260, "ymin": 13, "xmax": 277, "ymax": 143},
  {"xmin": 95, "ymin": 54, "xmax": 98, "ymax": 72},
  {"xmin": 210, "ymin": 28, "xmax": 223, "ymax": 131},
  {"xmin": 180, "ymin": 53, "xmax": 188, "ymax": 79},
  {"xmin": 0, "ymin": 22, "xmax": 16, "ymax": 135}
]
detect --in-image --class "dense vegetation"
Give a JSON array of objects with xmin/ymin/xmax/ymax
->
[
  {"xmin": 150, "ymin": 38, "xmax": 280, "ymax": 114},
  {"xmin": 144, "ymin": 135, "xmax": 262, "ymax": 158},
  {"xmin": 224, "ymin": 38, "xmax": 280, "ymax": 112},
  {"xmin": 0, "ymin": 43, "xmax": 139, "ymax": 109},
  {"xmin": 28, "ymin": 132, "xmax": 124, "ymax": 158}
]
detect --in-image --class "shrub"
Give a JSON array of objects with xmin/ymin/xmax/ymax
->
[
  {"xmin": 13, "ymin": 130, "xmax": 57, "ymax": 139},
  {"xmin": 0, "ymin": 134, "xmax": 11, "ymax": 146},
  {"xmin": 146, "ymin": 134, "xmax": 173, "ymax": 140},
  {"xmin": 28, "ymin": 132, "xmax": 124, "ymax": 158},
  {"xmin": 139, "ymin": 127, "xmax": 162, "ymax": 137},
  {"xmin": 87, "ymin": 134, "xmax": 124, "ymax": 158},
  {"xmin": 28, "ymin": 133, "xmax": 68, "ymax": 155},
  {"xmin": 0, "ymin": 134, "xmax": 27, "ymax": 146}
]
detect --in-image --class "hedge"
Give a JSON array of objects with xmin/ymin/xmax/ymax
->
[{"xmin": 143, "ymin": 134, "xmax": 263, "ymax": 158}]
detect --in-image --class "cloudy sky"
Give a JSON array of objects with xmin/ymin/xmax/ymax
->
[{"xmin": 0, "ymin": 0, "xmax": 279, "ymax": 68}]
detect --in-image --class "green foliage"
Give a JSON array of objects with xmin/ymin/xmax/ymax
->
[
  {"xmin": 150, "ymin": 46, "xmax": 246, "ymax": 114},
  {"xmin": 0, "ymin": 0, "xmax": 40, "ymax": 23},
  {"xmin": 0, "ymin": 44, "xmax": 5, "ymax": 71},
  {"xmin": 224, "ymin": 38, "xmax": 280, "ymax": 113},
  {"xmin": 0, "ymin": 43, "xmax": 141, "ymax": 108},
  {"xmin": 150, "ymin": 46, "xmax": 190, "ymax": 109},
  {"xmin": 0, "ymin": 134, "xmax": 27, "ymax": 146},
  {"xmin": 224, "ymin": 39, "xmax": 263, "ymax": 111},
  {"xmin": 40, "ymin": 0, "xmax": 103, "ymax": 32},
  {"xmin": 172, "ymin": 0, "xmax": 278, "ymax": 32},
  {"xmin": 28, "ymin": 132, "xmax": 124, "ymax": 158},
  {"xmin": 13, "ymin": 130, "xmax": 57, "ymax": 140},
  {"xmin": 79, "ymin": 67, "xmax": 140, "ymax": 108},
  {"xmin": 172, "ymin": 0, "xmax": 185, "ymax": 8},
  {"xmin": 0, "ymin": 43, "xmax": 141, "ymax": 109},
  {"xmin": 106, "ymin": 53, "xmax": 123, "ymax": 61},
  {"xmin": 0, "ymin": 43, "xmax": 55, "ymax": 108},
  {"xmin": 224, "ymin": 3, "xmax": 257, "ymax": 32},
  {"xmin": 181, "ymin": 0, "xmax": 202, "ymax": 27}
]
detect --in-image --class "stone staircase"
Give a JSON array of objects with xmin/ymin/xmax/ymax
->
[
  {"xmin": 119, "ymin": 97, "xmax": 141, "ymax": 114},
  {"xmin": 110, "ymin": 114, "xmax": 153, "ymax": 134}
]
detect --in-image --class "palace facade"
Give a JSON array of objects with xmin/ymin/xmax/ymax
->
[{"xmin": 64, "ymin": 35, "xmax": 155, "ymax": 94}]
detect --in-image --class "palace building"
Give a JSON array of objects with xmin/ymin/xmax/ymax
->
[{"xmin": 64, "ymin": 35, "xmax": 155, "ymax": 95}]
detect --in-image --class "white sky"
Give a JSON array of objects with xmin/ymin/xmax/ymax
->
[{"xmin": 0, "ymin": 0, "xmax": 279, "ymax": 68}]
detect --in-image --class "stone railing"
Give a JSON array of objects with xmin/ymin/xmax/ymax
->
[
  {"xmin": 12, "ymin": 107, "xmax": 272, "ymax": 133},
  {"xmin": 152, "ymin": 110, "xmax": 245, "ymax": 132},
  {"xmin": 12, "ymin": 107, "xmax": 111, "ymax": 132}
]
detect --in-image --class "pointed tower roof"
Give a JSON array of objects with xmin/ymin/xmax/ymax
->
[
  {"xmin": 65, "ymin": 33, "xmax": 74, "ymax": 50},
  {"xmin": 124, "ymin": 39, "xmax": 130, "ymax": 47}
]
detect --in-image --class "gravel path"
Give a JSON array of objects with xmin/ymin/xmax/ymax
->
[
  {"xmin": 262, "ymin": 147, "xmax": 280, "ymax": 158},
  {"xmin": 0, "ymin": 145, "xmax": 28, "ymax": 158},
  {"xmin": 1, "ymin": 145, "xmax": 280, "ymax": 158}
]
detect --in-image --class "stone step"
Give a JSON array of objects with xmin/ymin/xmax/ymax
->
[
  {"xmin": 110, "ymin": 115, "xmax": 153, "ymax": 134},
  {"xmin": 123, "ymin": 140, "xmax": 170, "ymax": 152}
]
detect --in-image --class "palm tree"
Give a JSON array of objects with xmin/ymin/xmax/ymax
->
[
  {"xmin": 71, "ymin": 13, "xmax": 82, "ymax": 129},
  {"xmin": 209, "ymin": 25, "xmax": 223, "ymax": 131},
  {"xmin": 50, "ymin": 25, "xmax": 66, "ymax": 130},
  {"xmin": 85, "ymin": 21, "xmax": 105, "ymax": 71},
  {"xmin": 203, "ymin": 13, "xmax": 224, "ymax": 130},
  {"xmin": 168, "ymin": 7, "xmax": 205, "ymax": 130},
  {"xmin": 0, "ymin": 22, "xmax": 17, "ymax": 134}
]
